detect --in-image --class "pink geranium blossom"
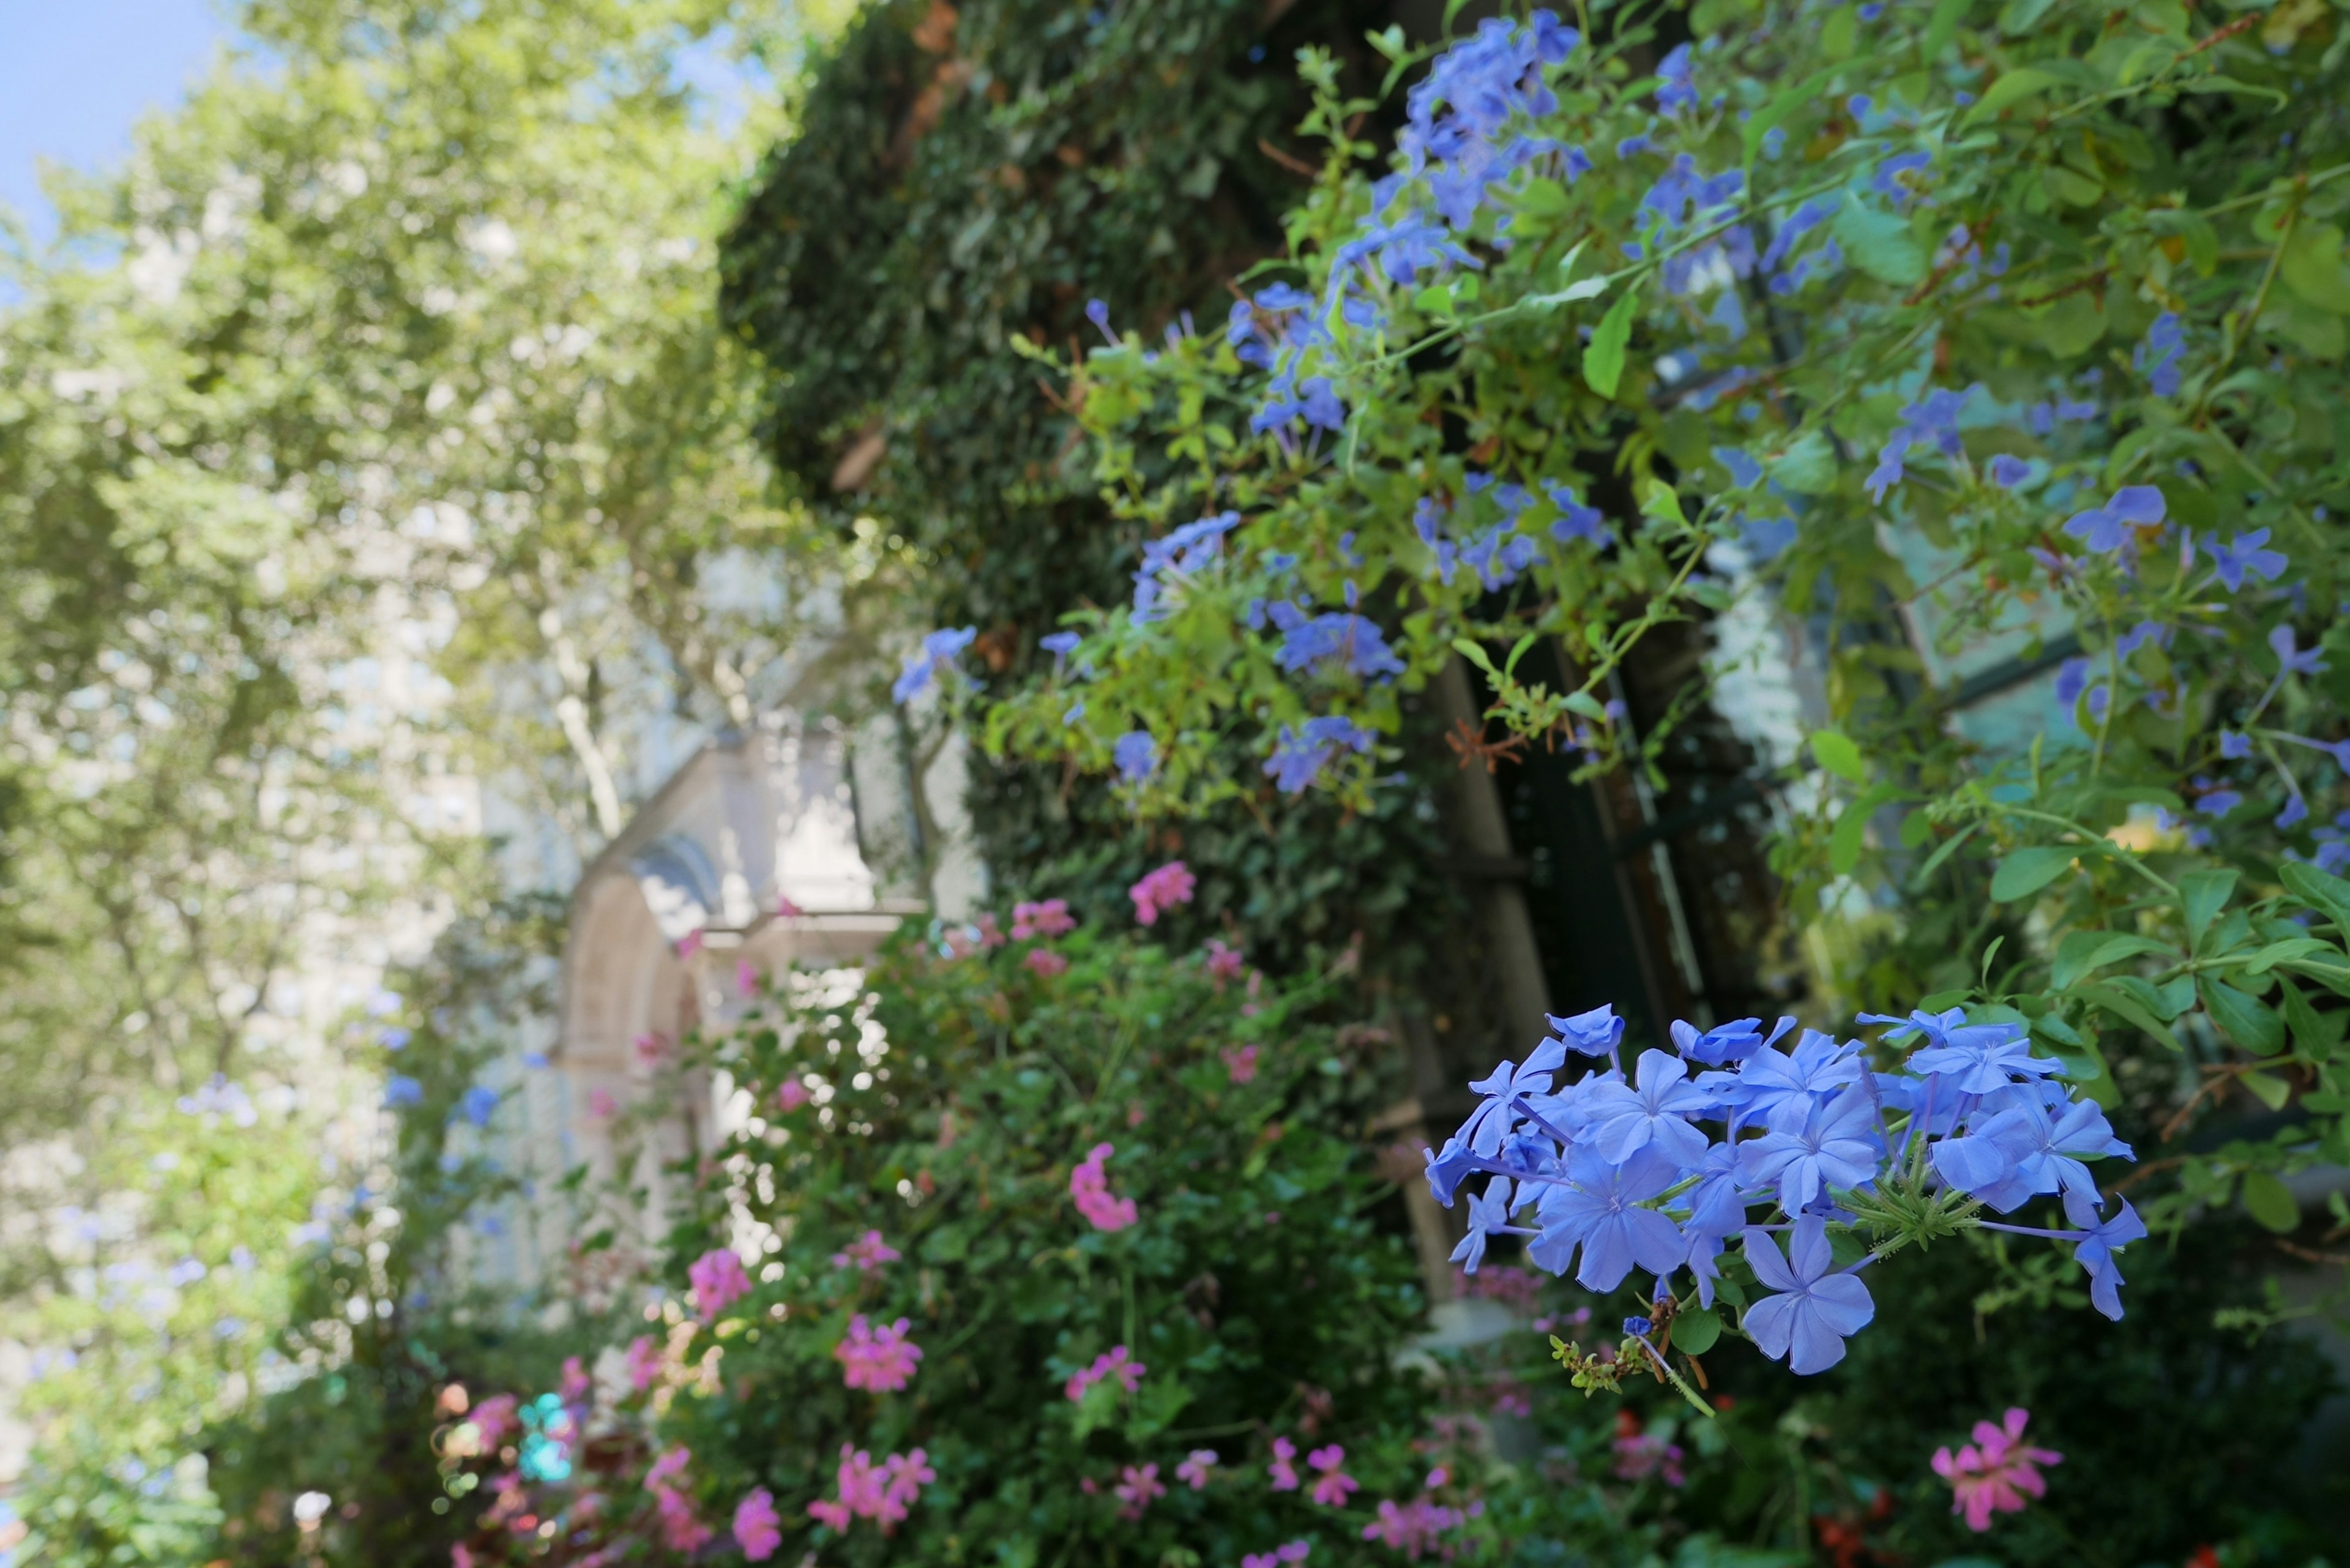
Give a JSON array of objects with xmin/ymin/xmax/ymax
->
[
  {"xmin": 1267, "ymin": 1436, "xmax": 1300, "ymax": 1491},
  {"xmin": 832, "ymin": 1229, "xmax": 901, "ymax": 1272},
  {"xmin": 808, "ymin": 1444, "xmax": 933, "ymax": 1536},
  {"xmin": 1932, "ymin": 1406, "xmax": 2063, "ymax": 1531},
  {"xmin": 688, "ymin": 1247, "xmax": 752, "ymax": 1320},
  {"xmin": 1114, "ymin": 1463, "xmax": 1166, "ymax": 1520},
  {"xmin": 834, "ymin": 1314, "xmax": 924, "ymax": 1393},
  {"xmin": 624, "ymin": 1334, "xmax": 662, "ymax": 1394},
  {"xmin": 1307, "ymin": 1444, "xmax": 1359, "ymax": 1506},
  {"xmin": 654, "ymin": 1485, "xmax": 711, "ymax": 1551},
  {"xmin": 1242, "ymin": 1542, "xmax": 1311, "ymax": 1568},
  {"xmin": 1222, "ymin": 1043, "xmax": 1259, "ymax": 1084},
  {"xmin": 1128, "ymin": 861, "xmax": 1196, "ymax": 925},
  {"xmin": 1176, "ymin": 1449, "xmax": 1218, "ymax": 1490},
  {"xmin": 733, "ymin": 1488, "xmax": 782, "ymax": 1561},
  {"xmin": 1012, "ymin": 898, "xmax": 1076, "ymax": 939},
  {"xmin": 1360, "ymin": 1497, "xmax": 1466, "ymax": 1558},
  {"xmin": 1069, "ymin": 1142, "xmax": 1139, "ymax": 1231},
  {"xmin": 644, "ymin": 1446, "xmax": 690, "ymax": 1491},
  {"xmin": 1204, "ymin": 939, "xmax": 1245, "ymax": 985},
  {"xmin": 1063, "ymin": 1345, "xmax": 1146, "ymax": 1402}
]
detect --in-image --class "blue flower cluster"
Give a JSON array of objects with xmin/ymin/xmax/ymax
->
[
  {"xmin": 1411, "ymin": 476, "xmax": 1611, "ymax": 592},
  {"xmin": 1425, "ymin": 1003, "xmax": 2143, "ymax": 1375},
  {"xmin": 1263, "ymin": 715, "xmax": 1376, "ymax": 793},
  {"xmin": 1132, "ymin": 510, "xmax": 1241, "ymax": 623},
  {"xmin": 893, "ymin": 626, "xmax": 978, "ymax": 704}
]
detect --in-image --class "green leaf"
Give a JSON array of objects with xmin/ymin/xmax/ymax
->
[
  {"xmin": 2200, "ymin": 976, "xmax": 2286, "ymax": 1054},
  {"xmin": 1766, "ymin": 430, "xmax": 1838, "ymax": 495},
  {"xmin": 1832, "ymin": 198, "xmax": 1927, "ymax": 286},
  {"xmin": 2240, "ymin": 1168, "xmax": 2300, "ymax": 1233},
  {"xmin": 1512, "ymin": 178, "xmax": 1571, "ymax": 218},
  {"xmin": 1831, "ymin": 785, "xmax": 1902, "ymax": 875},
  {"xmin": 1450, "ymin": 638, "xmax": 1499, "ymax": 676},
  {"xmin": 2185, "ymin": 75, "xmax": 2289, "ymax": 106},
  {"xmin": 2051, "ymin": 930, "xmax": 2172, "ymax": 990},
  {"xmin": 2280, "ymin": 977, "xmax": 2345, "ymax": 1062},
  {"xmin": 2180, "ymin": 867, "xmax": 2239, "ymax": 949},
  {"xmin": 1640, "ymin": 477, "xmax": 1687, "ymax": 526},
  {"xmin": 2283, "ymin": 223, "xmax": 2350, "ymax": 316},
  {"xmin": 1810, "ymin": 730, "xmax": 1865, "ymax": 783},
  {"xmin": 2244, "ymin": 937, "xmax": 2336, "ymax": 975},
  {"xmin": 1583, "ymin": 286, "xmax": 1639, "ymax": 398},
  {"xmin": 1909, "ymin": 820, "xmax": 1981, "ymax": 887},
  {"xmin": 1922, "ymin": 0, "xmax": 1973, "ymax": 62},
  {"xmin": 1412, "ymin": 283, "xmax": 1457, "ymax": 318},
  {"xmin": 2240, "ymin": 1070, "xmax": 2294, "ymax": 1113},
  {"xmin": 2281, "ymin": 860, "xmax": 2350, "ymax": 933},
  {"xmin": 1990, "ymin": 845, "xmax": 2080, "ymax": 902},
  {"xmin": 1673, "ymin": 1307, "xmax": 1721, "ymax": 1355},
  {"xmin": 1743, "ymin": 64, "xmax": 1846, "ymax": 173},
  {"xmin": 2075, "ymin": 981, "xmax": 2182, "ymax": 1051},
  {"xmin": 1961, "ymin": 66, "xmax": 2062, "ymax": 125}
]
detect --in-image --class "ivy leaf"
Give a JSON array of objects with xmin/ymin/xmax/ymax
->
[
  {"xmin": 1990, "ymin": 845, "xmax": 2080, "ymax": 902},
  {"xmin": 1810, "ymin": 730, "xmax": 1865, "ymax": 783},
  {"xmin": 2240, "ymin": 1168, "xmax": 2300, "ymax": 1233},
  {"xmin": 1583, "ymin": 286, "xmax": 1639, "ymax": 398},
  {"xmin": 1830, "ymin": 198, "xmax": 1926, "ymax": 286}
]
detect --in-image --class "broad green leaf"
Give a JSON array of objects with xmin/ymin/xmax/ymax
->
[
  {"xmin": 1512, "ymin": 178, "xmax": 1571, "ymax": 218},
  {"xmin": 1673, "ymin": 1307, "xmax": 1721, "ymax": 1355},
  {"xmin": 2243, "ymin": 937, "xmax": 2335, "ymax": 975},
  {"xmin": 2150, "ymin": 206, "xmax": 2218, "ymax": 276},
  {"xmin": 2240, "ymin": 1168, "xmax": 2300, "ymax": 1233},
  {"xmin": 2281, "ymin": 956, "xmax": 2350, "ymax": 998},
  {"xmin": 1830, "ymin": 785, "xmax": 1902, "ymax": 875},
  {"xmin": 1451, "ymin": 638, "xmax": 1499, "ymax": 676},
  {"xmin": 1810, "ymin": 730, "xmax": 1865, "ymax": 783},
  {"xmin": 1413, "ymin": 284, "xmax": 1457, "ymax": 318},
  {"xmin": 1640, "ymin": 477, "xmax": 1687, "ymax": 525},
  {"xmin": 2282, "ymin": 223, "xmax": 2350, "ymax": 316},
  {"xmin": 1922, "ymin": 0, "xmax": 1973, "ymax": 62},
  {"xmin": 2200, "ymin": 976, "xmax": 2286, "ymax": 1054},
  {"xmin": 2042, "ymin": 165, "xmax": 2103, "ymax": 207},
  {"xmin": 1990, "ymin": 845, "xmax": 2080, "ymax": 902},
  {"xmin": 1583, "ymin": 286, "xmax": 1639, "ymax": 398},
  {"xmin": 1832, "ymin": 198, "xmax": 1927, "ymax": 286},
  {"xmin": 2280, "ymin": 977, "xmax": 2345, "ymax": 1062},
  {"xmin": 1766, "ymin": 431, "xmax": 1838, "ymax": 495},
  {"xmin": 2039, "ymin": 1026, "xmax": 2118, "ymax": 1106},
  {"xmin": 2281, "ymin": 860, "xmax": 2350, "ymax": 932},
  {"xmin": 2075, "ymin": 981, "xmax": 2182, "ymax": 1051},
  {"xmin": 2051, "ymin": 930, "xmax": 2172, "ymax": 990},
  {"xmin": 2240, "ymin": 1070, "xmax": 2293, "ymax": 1113},
  {"xmin": 2180, "ymin": 867, "xmax": 2239, "ymax": 949},
  {"xmin": 1962, "ymin": 66, "xmax": 2062, "ymax": 125}
]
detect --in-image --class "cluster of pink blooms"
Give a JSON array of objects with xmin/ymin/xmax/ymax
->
[
  {"xmin": 1128, "ymin": 860, "xmax": 1196, "ymax": 925},
  {"xmin": 1063, "ymin": 1345, "xmax": 1146, "ymax": 1402},
  {"xmin": 805, "ymin": 1443, "xmax": 936, "ymax": 1534},
  {"xmin": 687, "ymin": 1247, "xmax": 752, "ymax": 1320},
  {"xmin": 1610, "ymin": 1410, "xmax": 1685, "ymax": 1487},
  {"xmin": 624, "ymin": 1334, "xmax": 662, "ymax": 1393},
  {"xmin": 1113, "ymin": 1462, "xmax": 1166, "ymax": 1519},
  {"xmin": 1932, "ymin": 1407, "xmax": 2063, "ymax": 1531},
  {"xmin": 733, "ymin": 1487, "xmax": 782, "ymax": 1561},
  {"xmin": 469, "ymin": 1392, "xmax": 519, "ymax": 1449},
  {"xmin": 1069, "ymin": 1141, "xmax": 1139, "ymax": 1231},
  {"xmin": 1203, "ymin": 938, "xmax": 1246, "ymax": 984},
  {"xmin": 1012, "ymin": 898, "xmax": 1076, "ymax": 939},
  {"xmin": 1307, "ymin": 1444, "xmax": 1358, "ymax": 1506},
  {"xmin": 834, "ymin": 1314, "xmax": 925, "ymax": 1394},
  {"xmin": 1175, "ymin": 1449, "xmax": 1218, "ymax": 1489},
  {"xmin": 1221, "ymin": 1043, "xmax": 1259, "ymax": 1084},
  {"xmin": 559, "ymin": 1355, "xmax": 591, "ymax": 1406},
  {"xmin": 1026, "ymin": 947, "xmax": 1070, "ymax": 977},
  {"xmin": 644, "ymin": 1448, "xmax": 710, "ymax": 1552},
  {"xmin": 1242, "ymin": 1540, "xmax": 1311, "ymax": 1568},
  {"xmin": 633, "ymin": 1030, "xmax": 671, "ymax": 1067},
  {"xmin": 1360, "ymin": 1495, "xmax": 1466, "ymax": 1559},
  {"xmin": 775, "ymin": 1078, "xmax": 810, "ymax": 1111},
  {"xmin": 831, "ymin": 1229, "xmax": 901, "ymax": 1271}
]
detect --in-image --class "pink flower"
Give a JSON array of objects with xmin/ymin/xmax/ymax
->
[
  {"xmin": 688, "ymin": 1247, "xmax": 752, "ymax": 1320},
  {"xmin": 1610, "ymin": 1409, "xmax": 1684, "ymax": 1486},
  {"xmin": 1114, "ymin": 1462, "xmax": 1165, "ymax": 1519},
  {"xmin": 809, "ymin": 1444, "xmax": 933, "ymax": 1536},
  {"xmin": 777, "ymin": 894, "xmax": 806, "ymax": 918},
  {"xmin": 1932, "ymin": 1406, "xmax": 2063, "ymax": 1532},
  {"xmin": 1176, "ymin": 1449, "xmax": 1218, "ymax": 1490},
  {"xmin": 644, "ymin": 1446, "xmax": 690, "ymax": 1491},
  {"xmin": 1307, "ymin": 1444, "xmax": 1359, "ymax": 1507},
  {"xmin": 834, "ymin": 1314, "xmax": 924, "ymax": 1393},
  {"xmin": 1128, "ymin": 860, "xmax": 1196, "ymax": 925},
  {"xmin": 1025, "ymin": 947, "xmax": 1070, "ymax": 978},
  {"xmin": 452, "ymin": 1548, "xmax": 475, "ymax": 1568},
  {"xmin": 775, "ymin": 1079, "xmax": 810, "ymax": 1111},
  {"xmin": 807, "ymin": 1497, "xmax": 852, "ymax": 1531},
  {"xmin": 655, "ymin": 1485, "xmax": 711, "ymax": 1551},
  {"xmin": 1268, "ymin": 1436, "xmax": 1300, "ymax": 1491},
  {"xmin": 1064, "ymin": 1345, "xmax": 1145, "ymax": 1402},
  {"xmin": 624, "ymin": 1334, "xmax": 662, "ymax": 1394},
  {"xmin": 559, "ymin": 1355, "xmax": 591, "ymax": 1405},
  {"xmin": 589, "ymin": 1087, "xmax": 618, "ymax": 1120},
  {"xmin": 1069, "ymin": 1142, "xmax": 1139, "ymax": 1231},
  {"xmin": 677, "ymin": 928, "xmax": 706, "ymax": 957},
  {"xmin": 1360, "ymin": 1497, "xmax": 1465, "ymax": 1558},
  {"xmin": 1242, "ymin": 1542, "xmax": 1312, "ymax": 1568},
  {"xmin": 736, "ymin": 959, "xmax": 759, "ymax": 998},
  {"xmin": 830, "ymin": 1230, "xmax": 901, "ymax": 1272},
  {"xmin": 633, "ymin": 1031, "xmax": 670, "ymax": 1068},
  {"xmin": 975, "ymin": 912, "xmax": 1007, "ymax": 949},
  {"xmin": 469, "ymin": 1392, "xmax": 518, "ymax": 1448},
  {"xmin": 1222, "ymin": 1043, "xmax": 1259, "ymax": 1084},
  {"xmin": 734, "ymin": 1488, "xmax": 782, "ymax": 1561},
  {"xmin": 1204, "ymin": 939, "xmax": 1245, "ymax": 984},
  {"xmin": 1012, "ymin": 898, "xmax": 1076, "ymax": 939}
]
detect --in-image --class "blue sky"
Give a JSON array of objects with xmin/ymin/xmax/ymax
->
[{"xmin": 1, "ymin": 0, "xmax": 229, "ymax": 242}]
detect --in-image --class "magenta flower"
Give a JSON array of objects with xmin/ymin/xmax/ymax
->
[
  {"xmin": 1204, "ymin": 938, "xmax": 1246, "ymax": 984},
  {"xmin": 469, "ymin": 1393, "xmax": 518, "ymax": 1448},
  {"xmin": 644, "ymin": 1446, "xmax": 690, "ymax": 1491},
  {"xmin": 589, "ymin": 1087, "xmax": 618, "ymax": 1119},
  {"xmin": 1064, "ymin": 1345, "xmax": 1145, "ymax": 1402},
  {"xmin": 1307, "ymin": 1444, "xmax": 1359, "ymax": 1506},
  {"xmin": 1114, "ymin": 1462, "xmax": 1166, "ymax": 1519},
  {"xmin": 734, "ymin": 1488, "xmax": 782, "ymax": 1561},
  {"xmin": 1222, "ymin": 1043, "xmax": 1260, "ymax": 1083},
  {"xmin": 1360, "ymin": 1497, "xmax": 1466, "ymax": 1556},
  {"xmin": 624, "ymin": 1334, "xmax": 661, "ymax": 1393},
  {"xmin": 808, "ymin": 1444, "xmax": 934, "ymax": 1536},
  {"xmin": 1933, "ymin": 1407, "xmax": 2063, "ymax": 1531},
  {"xmin": 559, "ymin": 1355, "xmax": 591, "ymax": 1405},
  {"xmin": 834, "ymin": 1314, "xmax": 923, "ymax": 1393},
  {"xmin": 1176, "ymin": 1449, "xmax": 1218, "ymax": 1490},
  {"xmin": 1267, "ymin": 1435, "xmax": 1300, "ymax": 1491},
  {"xmin": 654, "ymin": 1484, "xmax": 712, "ymax": 1551},
  {"xmin": 1128, "ymin": 860, "xmax": 1197, "ymax": 925},
  {"xmin": 830, "ymin": 1230, "xmax": 901, "ymax": 1272},
  {"xmin": 1026, "ymin": 947, "xmax": 1070, "ymax": 978},
  {"xmin": 1070, "ymin": 1142, "xmax": 1140, "ymax": 1231},
  {"xmin": 1243, "ymin": 1543, "xmax": 1312, "ymax": 1568},
  {"xmin": 735, "ymin": 958, "xmax": 758, "ymax": 998},
  {"xmin": 688, "ymin": 1247, "xmax": 752, "ymax": 1320},
  {"xmin": 775, "ymin": 1078, "xmax": 810, "ymax": 1111},
  {"xmin": 634, "ymin": 1030, "xmax": 670, "ymax": 1067},
  {"xmin": 1012, "ymin": 898, "xmax": 1076, "ymax": 939}
]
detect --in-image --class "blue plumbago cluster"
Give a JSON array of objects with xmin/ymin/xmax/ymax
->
[{"xmin": 1425, "ymin": 1004, "xmax": 2143, "ymax": 1375}]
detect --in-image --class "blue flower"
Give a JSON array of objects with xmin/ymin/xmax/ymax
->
[
  {"xmin": 1461, "ymin": 1039, "xmax": 1572, "ymax": 1155},
  {"xmin": 1616, "ymin": 133, "xmax": 1654, "ymax": 159},
  {"xmin": 2271, "ymin": 624, "xmax": 2327, "ymax": 677},
  {"xmin": 1870, "ymin": 151, "xmax": 1931, "ymax": 211},
  {"xmin": 1112, "ymin": 731, "xmax": 1158, "ymax": 784},
  {"xmin": 1423, "ymin": 1133, "xmax": 1482, "ymax": 1207},
  {"xmin": 1717, "ymin": 1028, "xmax": 1864, "ymax": 1120},
  {"xmin": 1741, "ymin": 1217, "xmax": 1874, "ymax": 1373},
  {"xmin": 2135, "ymin": 312, "xmax": 2184, "ymax": 397},
  {"xmin": 1040, "ymin": 630, "xmax": 1082, "ymax": 660},
  {"xmin": 1545, "ymin": 1002, "xmax": 1625, "ymax": 1057},
  {"xmin": 1671, "ymin": 1014, "xmax": 1780, "ymax": 1066},
  {"xmin": 1654, "ymin": 43, "xmax": 1697, "ymax": 116},
  {"xmin": 1988, "ymin": 454, "xmax": 2032, "ymax": 488},
  {"xmin": 1263, "ymin": 716, "xmax": 1376, "ymax": 794},
  {"xmin": 1085, "ymin": 297, "xmax": 1116, "ymax": 343},
  {"xmin": 1298, "ymin": 376, "xmax": 1346, "ymax": 431},
  {"xmin": 1878, "ymin": 1010, "xmax": 2063, "ymax": 1097},
  {"xmin": 1542, "ymin": 481, "xmax": 1612, "ymax": 547},
  {"xmin": 1529, "ymin": 1146, "xmax": 1688, "ymax": 1291},
  {"xmin": 2061, "ymin": 484, "xmax": 2166, "ymax": 552},
  {"xmin": 384, "ymin": 1075, "xmax": 424, "ymax": 1108},
  {"xmin": 1450, "ymin": 1177, "xmax": 1519, "ymax": 1274},
  {"xmin": 1271, "ymin": 608, "xmax": 1406, "ymax": 681},
  {"xmin": 2220, "ymin": 730, "xmax": 2252, "ymax": 760},
  {"xmin": 457, "ymin": 1086, "xmax": 499, "ymax": 1128},
  {"xmin": 1866, "ymin": 387, "xmax": 1973, "ymax": 503},
  {"xmin": 1584, "ymin": 1049, "xmax": 1715, "ymax": 1169},
  {"xmin": 2064, "ymin": 1188, "xmax": 2146, "ymax": 1320},
  {"xmin": 1737, "ymin": 1088, "xmax": 1881, "ymax": 1211},
  {"xmin": 2206, "ymin": 528, "xmax": 2288, "ymax": 591},
  {"xmin": 1133, "ymin": 512, "xmax": 1242, "ymax": 622},
  {"xmin": 378, "ymin": 1026, "xmax": 411, "ymax": 1050},
  {"xmin": 892, "ymin": 626, "xmax": 978, "ymax": 703},
  {"xmin": 523, "ymin": 1051, "xmax": 550, "ymax": 1069}
]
